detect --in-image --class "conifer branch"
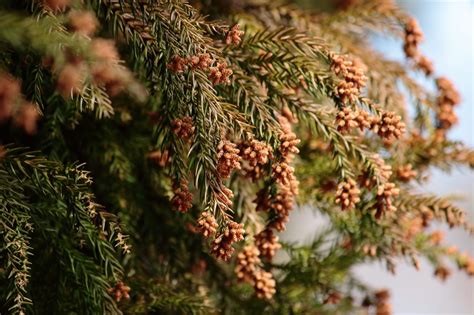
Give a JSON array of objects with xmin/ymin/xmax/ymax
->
[
  {"xmin": 0, "ymin": 181, "xmax": 33, "ymax": 314},
  {"xmin": 0, "ymin": 0, "xmax": 472, "ymax": 312},
  {"xmin": 0, "ymin": 148, "xmax": 124, "ymax": 313}
]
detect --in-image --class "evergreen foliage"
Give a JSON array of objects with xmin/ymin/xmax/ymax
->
[{"xmin": 0, "ymin": 0, "xmax": 472, "ymax": 314}]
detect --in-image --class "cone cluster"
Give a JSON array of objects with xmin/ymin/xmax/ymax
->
[
  {"xmin": 172, "ymin": 116, "xmax": 195, "ymax": 140},
  {"xmin": 330, "ymin": 53, "xmax": 367, "ymax": 104},
  {"xmin": 254, "ymin": 229, "xmax": 281, "ymax": 260},
  {"xmin": 210, "ymin": 220, "xmax": 245, "ymax": 261},
  {"xmin": 226, "ymin": 25, "xmax": 244, "ymax": 45},
  {"xmin": 108, "ymin": 281, "xmax": 131, "ymax": 302},
  {"xmin": 217, "ymin": 140, "xmax": 241, "ymax": 179},
  {"xmin": 240, "ymin": 139, "xmax": 273, "ymax": 181},
  {"xmin": 0, "ymin": 73, "xmax": 39, "ymax": 134},
  {"xmin": 396, "ymin": 164, "xmax": 417, "ymax": 182},
  {"xmin": 196, "ymin": 211, "xmax": 219, "ymax": 238},
  {"xmin": 171, "ymin": 179, "xmax": 193, "ymax": 213},
  {"xmin": 435, "ymin": 77, "xmax": 460, "ymax": 137},
  {"xmin": 335, "ymin": 178, "xmax": 361, "ymax": 210}
]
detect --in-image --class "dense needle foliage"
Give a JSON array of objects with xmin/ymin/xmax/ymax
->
[{"xmin": 0, "ymin": 0, "xmax": 473, "ymax": 314}]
